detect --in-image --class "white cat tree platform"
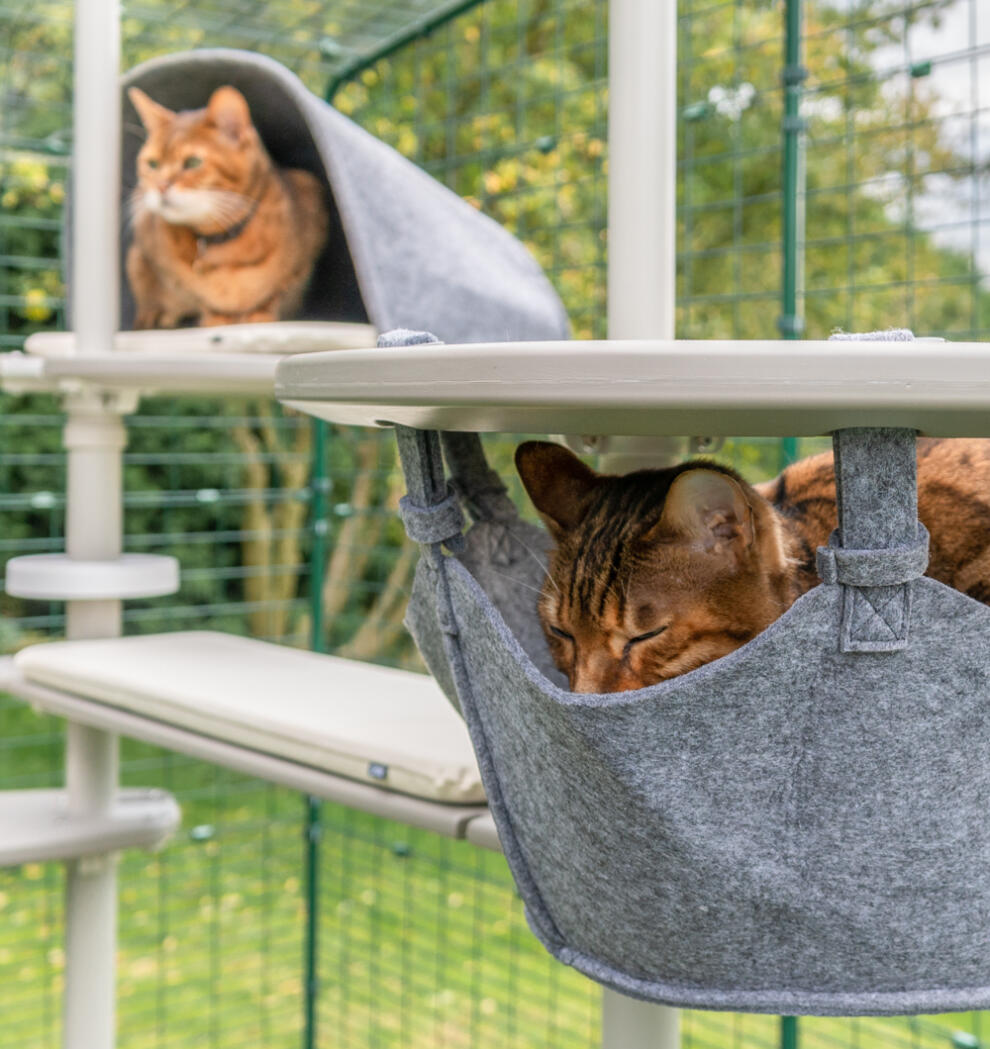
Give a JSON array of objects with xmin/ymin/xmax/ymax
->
[
  {"xmin": 0, "ymin": 633, "xmax": 486, "ymax": 834},
  {"xmin": 0, "ymin": 321, "xmax": 376, "ymax": 396},
  {"xmin": 275, "ymin": 335, "xmax": 984, "ymax": 437}
]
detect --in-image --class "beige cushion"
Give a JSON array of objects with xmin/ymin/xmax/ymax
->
[{"xmin": 14, "ymin": 631, "xmax": 482, "ymax": 804}]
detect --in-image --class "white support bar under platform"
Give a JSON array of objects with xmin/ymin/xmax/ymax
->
[
  {"xmin": 0, "ymin": 788, "xmax": 179, "ymax": 867},
  {"xmin": 5, "ymin": 554, "xmax": 180, "ymax": 601},
  {"xmin": 465, "ymin": 811, "xmax": 502, "ymax": 852}
]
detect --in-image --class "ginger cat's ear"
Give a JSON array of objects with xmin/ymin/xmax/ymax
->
[
  {"xmin": 128, "ymin": 87, "xmax": 174, "ymax": 134},
  {"xmin": 515, "ymin": 441, "xmax": 602, "ymax": 539},
  {"xmin": 653, "ymin": 469, "xmax": 754, "ymax": 553},
  {"xmin": 206, "ymin": 86, "xmax": 252, "ymax": 141}
]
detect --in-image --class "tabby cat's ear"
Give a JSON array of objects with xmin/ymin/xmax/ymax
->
[
  {"xmin": 128, "ymin": 88, "xmax": 174, "ymax": 134},
  {"xmin": 206, "ymin": 86, "xmax": 252, "ymax": 142},
  {"xmin": 515, "ymin": 441, "xmax": 602, "ymax": 539},
  {"xmin": 654, "ymin": 469, "xmax": 754, "ymax": 552}
]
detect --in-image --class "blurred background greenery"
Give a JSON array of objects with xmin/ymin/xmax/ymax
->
[{"xmin": 1, "ymin": 0, "xmax": 988, "ymax": 1045}]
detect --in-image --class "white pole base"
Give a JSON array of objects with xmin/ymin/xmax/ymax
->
[
  {"xmin": 64, "ymin": 853, "xmax": 118, "ymax": 1049},
  {"xmin": 602, "ymin": 989, "xmax": 680, "ymax": 1049}
]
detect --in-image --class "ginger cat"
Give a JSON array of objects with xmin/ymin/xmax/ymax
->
[
  {"xmin": 126, "ymin": 85, "xmax": 328, "ymax": 328},
  {"xmin": 516, "ymin": 439, "xmax": 990, "ymax": 693}
]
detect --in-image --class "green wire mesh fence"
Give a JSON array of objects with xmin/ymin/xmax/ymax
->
[{"xmin": 1, "ymin": 0, "xmax": 990, "ymax": 1046}]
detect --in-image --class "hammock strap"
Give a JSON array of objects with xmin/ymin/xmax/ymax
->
[{"xmin": 822, "ymin": 427, "xmax": 927, "ymax": 653}]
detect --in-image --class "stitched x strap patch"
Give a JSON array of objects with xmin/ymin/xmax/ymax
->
[{"xmin": 841, "ymin": 583, "xmax": 912, "ymax": 652}]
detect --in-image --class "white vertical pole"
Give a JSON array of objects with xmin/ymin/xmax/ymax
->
[
  {"xmin": 602, "ymin": 1, "xmax": 681, "ymax": 1047},
  {"xmin": 608, "ymin": 0, "xmax": 675, "ymax": 341},
  {"xmin": 72, "ymin": 0, "xmax": 121, "ymax": 357},
  {"xmin": 63, "ymin": 0, "xmax": 123, "ymax": 1045},
  {"xmin": 604, "ymin": 0, "xmax": 683, "ymax": 475}
]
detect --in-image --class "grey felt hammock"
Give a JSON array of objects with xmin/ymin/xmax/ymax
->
[
  {"xmin": 116, "ymin": 49, "xmax": 569, "ymax": 342},
  {"xmin": 387, "ymin": 332, "xmax": 990, "ymax": 1018}
]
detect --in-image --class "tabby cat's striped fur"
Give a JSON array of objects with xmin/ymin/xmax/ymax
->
[{"xmin": 515, "ymin": 438, "xmax": 990, "ymax": 693}]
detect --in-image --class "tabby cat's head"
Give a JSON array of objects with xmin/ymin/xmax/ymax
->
[
  {"xmin": 129, "ymin": 86, "xmax": 269, "ymax": 235},
  {"xmin": 515, "ymin": 441, "xmax": 795, "ymax": 692}
]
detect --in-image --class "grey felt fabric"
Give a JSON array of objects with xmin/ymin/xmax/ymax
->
[
  {"xmin": 400, "ymin": 425, "xmax": 565, "ymax": 693},
  {"xmin": 398, "ymin": 488, "xmax": 465, "ymax": 547},
  {"xmin": 115, "ymin": 50, "xmax": 570, "ymax": 343},
  {"xmin": 831, "ymin": 429, "xmax": 922, "ymax": 652},
  {"xmin": 442, "ymin": 559, "xmax": 990, "ymax": 1016},
  {"xmin": 815, "ymin": 527, "xmax": 929, "ymax": 587},
  {"xmin": 394, "ymin": 346, "xmax": 990, "ymax": 1013}
]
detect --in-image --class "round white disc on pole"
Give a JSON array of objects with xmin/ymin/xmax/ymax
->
[{"xmin": 5, "ymin": 554, "xmax": 180, "ymax": 601}]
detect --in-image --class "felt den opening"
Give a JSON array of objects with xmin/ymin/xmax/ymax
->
[
  {"xmin": 397, "ymin": 412, "xmax": 990, "ymax": 1017},
  {"xmin": 119, "ymin": 53, "xmax": 367, "ymax": 331}
]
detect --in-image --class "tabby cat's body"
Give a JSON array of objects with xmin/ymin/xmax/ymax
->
[
  {"xmin": 515, "ymin": 438, "xmax": 990, "ymax": 693},
  {"xmin": 127, "ymin": 86, "xmax": 328, "ymax": 328}
]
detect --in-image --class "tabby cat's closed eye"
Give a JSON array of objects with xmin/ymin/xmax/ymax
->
[{"xmin": 624, "ymin": 627, "xmax": 667, "ymax": 651}]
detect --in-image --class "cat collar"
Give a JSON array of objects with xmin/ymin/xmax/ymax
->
[{"xmin": 196, "ymin": 194, "xmax": 263, "ymax": 253}]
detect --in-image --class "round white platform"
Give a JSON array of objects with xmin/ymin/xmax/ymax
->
[{"xmin": 5, "ymin": 553, "xmax": 180, "ymax": 601}]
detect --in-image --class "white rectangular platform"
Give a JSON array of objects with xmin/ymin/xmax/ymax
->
[
  {"xmin": 2, "ymin": 632, "xmax": 488, "ymax": 839},
  {"xmin": 275, "ymin": 337, "xmax": 990, "ymax": 438}
]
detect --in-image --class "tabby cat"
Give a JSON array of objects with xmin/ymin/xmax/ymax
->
[
  {"xmin": 127, "ymin": 85, "xmax": 328, "ymax": 328},
  {"xmin": 516, "ymin": 438, "xmax": 990, "ymax": 693}
]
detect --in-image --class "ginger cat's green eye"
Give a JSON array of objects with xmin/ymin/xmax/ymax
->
[
  {"xmin": 146, "ymin": 158, "xmax": 159, "ymax": 169},
  {"xmin": 183, "ymin": 156, "xmax": 202, "ymax": 170}
]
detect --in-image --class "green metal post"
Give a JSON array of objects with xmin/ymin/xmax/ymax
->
[
  {"xmin": 781, "ymin": 1015, "xmax": 799, "ymax": 1049},
  {"xmin": 778, "ymin": 0, "xmax": 805, "ymax": 471},
  {"xmin": 310, "ymin": 418, "xmax": 330, "ymax": 656},
  {"xmin": 303, "ymin": 795, "xmax": 322, "ymax": 1049},
  {"xmin": 303, "ymin": 418, "xmax": 329, "ymax": 1049}
]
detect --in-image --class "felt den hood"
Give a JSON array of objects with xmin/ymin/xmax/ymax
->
[{"xmin": 119, "ymin": 49, "xmax": 570, "ymax": 342}]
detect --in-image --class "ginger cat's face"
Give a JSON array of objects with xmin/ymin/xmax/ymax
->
[
  {"xmin": 129, "ymin": 86, "xmax": 267, "ymax": 234},
  {"xmin": 515, "ymin": 442, "xmax": 795, "ymax": 693}
]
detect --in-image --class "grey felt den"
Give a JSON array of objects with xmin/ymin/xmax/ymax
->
[
  {"xmin": 392, "ymin": 329, "xmax": 990, "ymax": 1017},
  {"xmin": 116, "ymin": 49, "xmax": 570, "ymax": 343}
]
